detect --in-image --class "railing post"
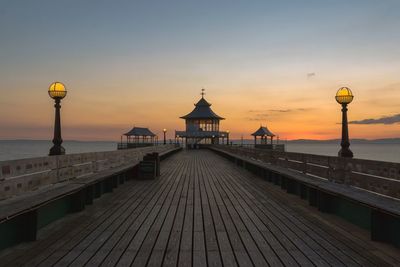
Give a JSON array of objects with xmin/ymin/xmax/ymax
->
[
  {"xmin": 344, "ymin": 160, "xmax": 353, "ymax": 185},
  {"xmin": 302, "ymin": 154, "xmax": 307, "ymax": 174}
]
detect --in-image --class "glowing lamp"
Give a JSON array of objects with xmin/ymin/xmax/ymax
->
[
  {"xmin": 163, "ymin": 128, "xmax": 167, "ymax": 144},
  {"xmin": 335, "ymin": 87, "xmax": 353, "ymax": 105},
  {"xmin": 48, "ymin": 81, "xmax": 67, "ymax": 156},
  {"xmin": 336, "ymin": 86, "xmax": 354, "ymax": 158},
  {"xmin": 48, "ymin": 82, "xmax": 67, "ymax": 99}
]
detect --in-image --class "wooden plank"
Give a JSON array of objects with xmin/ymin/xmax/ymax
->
[
  {"xmin": 101, "ymin": 158, "xmax": 186, "ymax": 266},
  {"xmin": 115, "ymin": 158, "xmax": 188, "ymax": 266},
  {"xmin": 145, "ymin": 157, "xmax": 190, "ymax": 267},
  {"xmin": 212, "ymin": 149, "xmax": 400, "ymax": 266},
  {"xmin": 0, "ymin": 180, "xmax": 139, "ymax": 266},
  {"xmin": 191, "ymin": 158, "xmax": 207, "ymax": 267},
  {"xmin": 216, "ymin": 166, "xmax": 338, "ymax": 266},
  {"xmin": 35, "ymin": 181, "xmax": 153, "ymax": 267},
  {"xmin": 208, "ymin": 163, "xmax": 285, "ymax": 266},
  {"xmin": 177, "ymin": 154, "xmax": 195, "ymax": 267},
  {"xmin": 44, "ymin": 170, "xmax": 173, "ymax": 266},
  {"xmin": 230, "ymin": 169, "xmax": 367, "ymax": 266},
  {"xmin": 2, "ymin": 150, "xmax": 399, "ymax": 267},
  {"xmin": 199, "ymin": 154, "xmax": 269, "ymax": 267},
  {"xmin": 200, "ymin": 156, "xmax": 254, "ymax": 267},
  {"xmin": 199, "ymin": 160, "xmax": 237, "ymax": 267}
]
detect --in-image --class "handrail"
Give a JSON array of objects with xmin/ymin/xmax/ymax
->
[{"xmin": 215, "ymin": 145, "xmax": 400, "ymax": 199}]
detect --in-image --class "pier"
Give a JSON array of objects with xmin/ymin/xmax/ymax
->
[
  {"xmin": 1, "ymin": 93, "xmax": 400, "ymax": 266},
  {"xmin": 0, "ymin": 148, "xmax": 400, "ymax": 266}
]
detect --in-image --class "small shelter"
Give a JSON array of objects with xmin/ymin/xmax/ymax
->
[
  {"xmin": 175, "ymin": 89, "xmax": 229, "ymax": 148},
  {"xmin": 251, "ymin": 125, "xmax": 275, "ymax": 145},
  {"xmin": 118, "ymin": 127, "xmax": 157, "ymax": 149}
]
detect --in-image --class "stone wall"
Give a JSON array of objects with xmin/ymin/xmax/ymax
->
[
  {"xmin": 216, "ymin": 145, "xmax": 400, "ymax": 199},
  {"xmin": 0, "ymin": 145, "xmax": 176, "ymax": 200}
]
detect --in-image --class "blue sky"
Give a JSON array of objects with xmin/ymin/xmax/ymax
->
[{"xmin": 0, "ymin": 0, "xmax": 399, "ymax": 140}]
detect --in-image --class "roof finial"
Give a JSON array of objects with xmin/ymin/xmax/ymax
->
[{"xmin": 201, "ymin": 88, "xmax": 205, "ymax": 98}]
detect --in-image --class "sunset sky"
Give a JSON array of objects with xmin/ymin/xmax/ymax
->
[{"xmin": 0, "ymin": 0, "xmax": 399, "ymax": 141}]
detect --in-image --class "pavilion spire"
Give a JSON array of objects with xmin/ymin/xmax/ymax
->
[{"xmin": 201, "ymin": 88, "xmax": 206, "ymax": 98}]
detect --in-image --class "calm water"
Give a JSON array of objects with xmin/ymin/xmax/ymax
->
[
  {"xmin": 285, "ymin": 143, "xmax": 400, "ymax": 163},
  {"xmin": 0, "ymin": 140, "xmax": 399, "ymax": 163},
  {"xmin": 0, "ymin": 140, "xmax": 117, "ymax": 161}
]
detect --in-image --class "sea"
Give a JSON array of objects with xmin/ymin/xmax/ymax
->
[{"xmin": 0, "ymin": 140, "xmax": 399, "ymax": 163}]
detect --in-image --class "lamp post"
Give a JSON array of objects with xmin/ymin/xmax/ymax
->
[
  {"xmin": 335, "ymin": 87, "xmax": 354, "ymax": 158},
  {"xmin": 226, "ymin": 130, "xmax": 230, "ymax": 145},
  {"xmin": 163, "ymin": 128, "xmax": 167, "ymax": 145},
  {"xmin": 48, "ymin": 82, "xmax": 67, "ymax": 156}
]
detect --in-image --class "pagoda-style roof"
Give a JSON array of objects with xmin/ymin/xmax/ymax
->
[
  {"xmin": 180, "ymin": 97, "xmax": 225, "ymax": 120},
  {"xmin": 124, "ymin": 127, "xmax": 156, "ymax": 137},
  {"xmin": 251, "ymin": 126, "xmax": 275, "ymax": 137}
]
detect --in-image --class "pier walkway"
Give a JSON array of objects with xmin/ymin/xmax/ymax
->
[{"xmin": 1, "ymin": 150, "xmax": 399, "ymax": 266}]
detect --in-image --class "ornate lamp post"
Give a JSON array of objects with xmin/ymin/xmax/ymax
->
[
  {"xmin": 163, "ymin": 128, "xmax": 167, "ymax": 145},
  {"xmin": 335, "ymin": 87, "xmax": 354, "ymax": 158},
  {"xmin": 226, "ymin": 130, "xmax": 230, "ymax": 145},
  {"xmin": 48, "ymin": 82, "xmax": 67, "ymax": 156}
]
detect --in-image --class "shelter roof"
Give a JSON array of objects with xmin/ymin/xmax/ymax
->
[
  {"xmin": 180, "ymin": 97, "xmax": 225, "ymax": 120},
  {"xmin": 124, "ymin": 127, "xmax": 156, "ymax": 136},
  {"xmin": 251, "ymin": 126, "xmax": 275, "ymax": 137}
]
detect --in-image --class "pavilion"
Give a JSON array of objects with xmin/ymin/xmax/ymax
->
[
  {"xmin": 252, "ymin": 125, "xmax": 275, "ymax": 145},
  {"xmin": 118, "ymin": 126, "xmax": 157, "ymax": 149},
  {"xmin": 175, "ymin": 90, "xmax": 229, "ymax": 148}
]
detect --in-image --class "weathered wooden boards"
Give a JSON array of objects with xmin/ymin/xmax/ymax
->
[{"xmin": 0, "ymin": 150, "xmax": 399, "ymax": 266}]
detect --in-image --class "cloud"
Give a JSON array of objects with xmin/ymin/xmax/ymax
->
[
  {"xmin": 268, "ymin": 109, "xmax": 291, "ymax": 113},
  {"xmin": 349, "ymin": 114, "xmax": 400, "ymax": 125},
  {"xmin": 246, "ymin": 108, "xmax": 312, "ymax": 121},
  {"xmin": 268, "ymin": 108, "xmax": 311, "ymax": 113},
  {"xmin": 245, "ymin": 113, "xmax": 269, "ymax": 121},
  {"xmin": 307, "ymin": 73, "xmax": 316, "ymax": 78}
]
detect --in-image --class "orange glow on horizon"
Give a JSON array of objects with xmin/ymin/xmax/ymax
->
[{"xmin": 0, "ymin": 77, "xmax": 399, "ymax": 141}]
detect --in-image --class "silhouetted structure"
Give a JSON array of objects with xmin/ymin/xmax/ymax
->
[
  {"xmin": 48, "ymin": 82, "xmax": 67, "ymax": 156},
  {"xmin": 252, "ymin": 125, "xmax": 275, "ymax": 145},
  {"xmin": 251, "ymin": 124, "xmax": 285, "ymax": 151},
  {"xmin": 336, "ymin": 87, "xmax": 354, "ymax": 158},
  {"xmin": 118, "ymin": 127, "xmax": 157, "ymax": 149},
  {"xmin": 176, "ymin": 89, "xmax": 229, "ymax": 148}
]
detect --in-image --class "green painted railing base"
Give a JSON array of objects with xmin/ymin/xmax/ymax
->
[{"xmin": 211, "ymin": 147, "xmax": 400, "ymax": 249}]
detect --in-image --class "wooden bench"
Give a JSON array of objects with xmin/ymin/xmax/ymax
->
[
  {"xmin": 0, "ymin": 147, "xmax": 182, "ymax": 251},
  {"xmin": 209, "ymin": 146, "xmax": 400, "ymax": 248}
]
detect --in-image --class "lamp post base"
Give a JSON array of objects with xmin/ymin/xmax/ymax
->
[
  {"xmin": 49, "ymin": 145, "xmax": 65, "ymax": 156},
  {"xmin": 338, "ymin": 148, "xmax": 353, "ymax": 158}
]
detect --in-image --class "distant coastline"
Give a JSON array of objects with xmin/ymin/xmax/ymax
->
[
  {"xmin": 285, "ymin": 138, "xmax": 400, "ymax": 144},
  {"xmin": 0, "ymin": 139, "xmax": 399, "ymax": 163},
  {"xmin": 1, "ymin": 138, "xmax": 399, "ymax": 145},
  {"xmin": 231, "ymin": 138, "xmax": 400, "ymax": 145}
]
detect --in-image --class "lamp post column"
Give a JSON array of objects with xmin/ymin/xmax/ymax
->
[
  {"xmin": 163, "ymin": 129, "xmax": 167, "ymax": 145},
  {"xmin": 49, "ymin": 98, "xmax": 65, "ymax": 155},
  {"xmin": 339, "ymin": 103, "xmax": 353, "ymax": 158},
  {"xmin": 48, "ymin": 82, "xmax": 67, "ymax": 156}
]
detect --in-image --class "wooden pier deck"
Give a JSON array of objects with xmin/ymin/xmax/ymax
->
[{"xmin": 1, "ymin": 150, "xmax": 399, "ymax": 266}]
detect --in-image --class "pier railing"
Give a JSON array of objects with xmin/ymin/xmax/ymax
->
[
  {"xmin": 0, "ymin": 145, "xmax": 177, "ymax": 200},
  {"xmin": 215, "ymin": 145, "xmax": 400, "ymax": 199}
]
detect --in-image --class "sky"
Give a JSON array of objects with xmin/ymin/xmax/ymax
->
[{"xmin": 0, "ymin": 0, "xmax": 399, "ymax": 141}]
